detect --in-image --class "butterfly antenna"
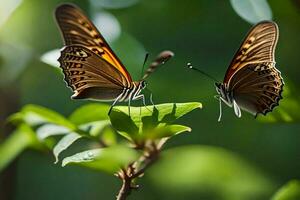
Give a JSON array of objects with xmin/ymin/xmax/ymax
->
[
  {"xmin": 140, "ymin": 52, "xmax": 150, "ymax": 79},
  {"xmin": 187, "ymin": 63, "xmax": 218, "ymax": 82},
  {"xmin": 218, "ymin": 98, "xmax": 222, "ymax": 122}
]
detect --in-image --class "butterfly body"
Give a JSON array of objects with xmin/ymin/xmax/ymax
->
[
  {"xmin": 115, "ymin": 81, "xmax": 146, "ymax": 102},
  {"xmin": 55, "ymin": 4, "xmax": 173, "ymax": 113},
  {"xmin": 216, "ymin": 21, "xmax": 284, "ymax": 121}
]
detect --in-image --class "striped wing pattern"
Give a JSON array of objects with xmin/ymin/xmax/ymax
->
[
  {"xmin": 229, "ymin": 62, "xmax": 283, "ymax": 116},
  {"xmin": 58, "ymin": 45, "xmax": 128, "ymax": 100},
  {"xmin": 225, "ymin": 21, "xmax": 284, "ymax": 116},
  {"xmin": 224, "ymin": 21, "xmax": 278, "ymax": 84},
  {"xmin": 55, "ymin": 4, "xmax": 132, "ymax": 86}
]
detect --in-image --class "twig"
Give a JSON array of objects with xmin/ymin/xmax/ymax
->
[
  {"xmin": 116, "ymin": 169, "xmax": 132, "ymax": 200},
  {"xmin": 132, "ymin": 145, "xmax": 158, "ymax": 179},
  {"xmin": 116, "ymin": 141, "xmax": 160, "ymax": 200}
]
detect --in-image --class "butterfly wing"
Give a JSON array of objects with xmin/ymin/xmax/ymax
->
[
  {"xmin": 58, "ymin": 45, "xmax": 128, "ymax": 100},
  {"xmin": 55, "ymin": 3, "xmax": 132, "ymax": 86},
  {"xmin": 224, "ymin": 21, "xmax": 278, "ymax": 84},
  {"xmin": 229, "ymin": 62, "xmax": 283, "ymax": 116},
  {"xmin": 225, "ymin": 21, "xmax": 284, "ymax": 116}
]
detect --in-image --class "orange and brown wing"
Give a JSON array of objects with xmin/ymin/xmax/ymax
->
[
  {"xmin": 55, "ymin": 3, "xmax": 132, "ymax": 85},
  {"xmin": 58, "ymin": 45, "xmax": 128, "ymax": 100},
  {"xmin": 224, "ymin": 21, "xmax": 278, "ymax": 84}
]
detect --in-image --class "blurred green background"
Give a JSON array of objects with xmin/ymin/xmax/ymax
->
[{"xmin": 1, "ymin": 0, "xmax": 300, "ymax": 199}]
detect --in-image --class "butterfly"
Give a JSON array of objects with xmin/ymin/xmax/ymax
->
[
  {"xmin": 215, "ymin": 21, "xmax": 284, "ymax": 121},
  {"xmin": 55, "ymin": 4, "xmax": 174, "ymax": 114}
]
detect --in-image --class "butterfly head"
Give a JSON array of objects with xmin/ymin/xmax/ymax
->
[
  {"xmin": 140, "ymin": 80, "xmax": 147, "ymax": 89},
  {"xmin": 215, "ymin": 83, "xmax": 233, "ymax": 104},
  {"xmin": 215, "ymin": 82, "xmax": 238, "ymax": 121},
  {"xmin": 215, "ymin": 83, "xmax": 224, "ymax": 97}
]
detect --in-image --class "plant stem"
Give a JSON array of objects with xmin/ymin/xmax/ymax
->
[
  {"xmin": 116, "ymin": 170, "xmax": 132, "ymax": 200},
  {"xmin": 132, "ymin": 150, "xmax": 158, "ymax": 179},
  {"xmin": 116, "ymin": 142, "xmax": 160, "ymax": 200}
]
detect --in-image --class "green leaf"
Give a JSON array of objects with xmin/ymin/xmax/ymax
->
[
  {"xmin": 0, "ymin": 124, "xmax": 37, "ymax": 171},
  {"xmin": 36, "ymin": 124, "xmax": 70, "ymax": 140},
  {"xmin": 230, "ymin": 0, "xmax": 272, "ymax": 24},
  {"xmin": 78, "ymin": 120, "xmax": 111, "ymax": 137},
  {"xmin": 9, "ymin": 104, "xmax": 75, "ymax": 129},
  {"xmin": 62, "ymin": 149, "xmax": 102, "ymax": 166},
  {"xmin": 109, "ymin": 102, "xmax": 201, "ymax": 141},
  {"xmin": 271, "ymin": 180, "xmax": 300, "ymax": 200},
  {"xmin": 69, "ymin": 103, "xmax": 110, "ymax": 125},
  {"xmin": 148, "ymin": 145, "xmax": 274, "ymax": 200},
  {"xmin": 258, "ymin": 83, "xmax": 300, "ymax": 123},
  {"xmin": 62, "ymin": 145, "xmax": 139, "ymax": 174},
  {"xmin": 78, "ymin": 120, "xmax": 117, "ymax": 145},
  {"xmin": 100, "ymin": 126, "xmax": 117, "ymax": 146},
  {"xmin": 53, "ymin": 132, "xmax": 82, "ymax": 164},
  {"xmin": 145, "ymin": 124, "xmax": 191, "ymax": 140}
]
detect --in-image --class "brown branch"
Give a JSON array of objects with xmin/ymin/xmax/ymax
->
[
  {"xmin": 116, "ymin": 141, "xmax": 161, "ymax": 200},
  {"xmin": 132, "ymin": 146, "xmax": 159, "ymax": 179},
  {"xmin": 116, "ymin": 169, "xmax": 132, "ymax": 200}
]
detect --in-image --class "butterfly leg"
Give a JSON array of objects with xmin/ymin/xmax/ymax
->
[
  {"xmin": 128, "ymin": 97, "xmax": 131, "ymax": 116},
  {"xmin": 133, "ymin": 94, "xmax": 152, "ymax": 113},
  {"xmin": 149, "ymin": 93, "xmax": 157, "ymax": 112},
  {"xmin": 133, "ymin": 94, "xmax": 144, "ymax": 116},
  {"xmin": 150, "ymin": 93, "xmax": 155, "ymax": 106},
  {"xmin": 220, "ymin": 97, "xmax": 232, "ymax": 107},
  {"xmin": 142, "ymin": 95, "xmax": 153, "ymax": 113},
  {"xmin": 136, "ymin": 94, "xmax": 150, "ymax": 116},
  {"xmin": 218, "ymin": 98, "xmax": 223, "ymax": 122},
  {"xmin": 214, "ymin": 95, "xmax": 220, "ymax": 100},
  {"xmin": 108, "ymin": 94, "xmax": 123, "ymax": 115},
  {"xmin": 144, "ymin": 87, "xmax": 155, "ymax": 108},
  {"xmin": 218, "ymin": 96, "xmax": 234, "ymax": 121},
  {"xmin": 108, "ymin": 103, "xmax": 116, "ymax": 115}
]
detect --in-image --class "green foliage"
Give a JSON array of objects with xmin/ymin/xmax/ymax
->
[
  {"xmin": 0, "ymin": 124, "xmax": 37, "ymax": 171},
  {"xmin": 9, "ymin": 104, "xmax": 75, "ymax": 129},
  {"xmin": 36, "ymin": 124, "xmax": 70, "ymax": 140},
  {"xmin": 145, "ymin": 124, "xmax": 191, "ymax": 140},
  {"xmin": 109, "ymin": 102, "xmax": 201, "ymax": 143},
  {"xmin": 1, "ymin": 0, "xmax": 300, "ymax": 199},
  {"xmin": 271, "ymin": 180, "xmax": 300, "ymax": 200},
  {"xmin": 53, "ymin": 132, "xmax": 82, "ymax": 163},
  {"xmin": 230, "ymin": 0, "xmax": 272, "ymax": 24},
  {"xmin": 3, "ymin": 102, "xmax": 199, "ymax": 176},
  {"xmin": 68, "ymin": 103, "xmax": 110, "ymax": 125},
  {"xmin": 2, "ymin": 103, "xmax": 113, "ymax": 171},
  {"xmin": 62, "ymin": 146, "xmax": 140, "ymax": 174},
  {"xmin": 148, "ymin": 145, "xmax": 274, "ymax": 200}
]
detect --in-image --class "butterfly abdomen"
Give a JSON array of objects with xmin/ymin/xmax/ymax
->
[{"xmin": 119, "ymin": 82, "xmax": 142, "ymax": 102}]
